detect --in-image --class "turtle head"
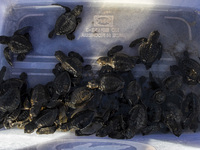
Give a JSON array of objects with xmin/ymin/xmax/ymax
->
[
  {"xmin": 96, "ymin": 57, "xmax": 110, "ymax": 66},
  {"xmin": 148, "ymin": 30, "xmax": 160, "ymax": 43},
  {"xmin": 55, "ymin": 50, "xmax": 67, "ymax": 63},
  {"xmin": 29, "ymin": 107, "xmax": 40, "ymax": 119},
  {"xmin": 0, "ymin": 36, "xmax": 10, "ymax": 44},
  {"xmin": 154, "ymin": 90, "xmax": 166, "ymax": 104},
  {"xmin": 72, "ymin": 5, "xmax": 83, "ymax": 16},
  {"xmin": 87, "ymin": 80, "xmax": 99, "ymax": 89}
]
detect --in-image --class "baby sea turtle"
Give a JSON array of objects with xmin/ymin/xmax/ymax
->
[
  {"xmin": 35, "ymin": 108, "xmax": 58, "ymax": 129},
  {"xmin": 97, "ymin": 45, "xmax": 138, "ymax": 72},
  {"xmin": 15, "ymin": 110, "xmax": 30, "ymax": 129},
  {"xmin": 87, "ymin": 74, "xmax": 124, "ymax": 94},
  {"xmin": 60, "ymin": 110, "xmax": 95, "ymax": 131},
  {"xmin": 0, "ymin": 88, "xmax": 21, "ymax": 128},
  {"xmin": 96, "ymin": 115, "xmax": 126, "ymax": 139},
  {"xmin": 162, "ymin": 75, "xmax": 183, "ymax": 92},
  {"xmin": 170, "ymin": 51, "xmax": 200, "ymax": 85},
  {"xmin": 129, "ymin": 31, "xmax": 162, "ymax": 69},
  {"xmin": 182, "ymin": 92, "xmax": 200, "ymax": 132},
  {"xmin": 87, "ymin": 66, "xmax": 125, "ymax": 93},
  {"xmin": 36, "ymin": 125, "xmax": 57, "ymax": 134},
  {"xmin": 124, "ymin": 104, "xmax": 147, "ymax": 139},
  {"xmin": 49, "ymin": 4, "xmax": 83, "ymax": 40},
  {"xmin": 162, "ymin": 102, "xmax": 183, "ymax": 137},
  {"xmin": 55, "ymin": 50, "xmax": 83, "ymax": 77},
  {"xmin": 47, "ymin": 71, "xmax": 71, "ymax": 108},
  {"xmin": 0, "ymin": 72, "xmax": 27, "ymax": 95},
  {"xmin": 53, "ymin": 69, "xmax": 71, "ymax": 97},
  {"xmin": 0, "ymin": 26, "xmax": 33, "ymax": 66},
  {"xmin": 148, "ymin": 72, "xmax": 183, "ymax": 104},
  {"xmin": 69, "ymin": 90, "xmax": 103, "ymax": 118},
  {"xmin": 30, "ymin": 84, "xmax": 48, "ymax": 119},
  {"xmin": 124, "ymin": 74, "xmax": 146, "ymax": 106},
  {"xmin": 55, "ymin": 105, "xmax": 68, "ymax": 126},
  {"xmin": 24, "ymin": 108, "xmax": 58, "ymax": 134},
  {"xmin": 3, "ymin": 103, "xmax": 21, "ymax": 129},
  {"xmin": 75, "ymin": 117, "xmax": 104, "ymax": 136},
  {"xmin": 66, "ymin": 86, "xmax": 94, "ymax": 109},
  {"xmin": 0, "ymin": 88, "xmax": 21, "ymax": 115},
  {"xmin": 142, "ymin": 101, "xmax": 162, "ymax": 135}
]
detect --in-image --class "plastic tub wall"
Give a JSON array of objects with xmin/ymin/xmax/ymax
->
[{"xmin": 0, "ymin": 0, "xmax": 200, "ymax": 150}]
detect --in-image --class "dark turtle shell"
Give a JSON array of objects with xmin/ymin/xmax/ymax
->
[
  {"xmin": 54, "ymin": 13, "xmax": 77, "ymax": 35},
  {"xmin": 125, "ymin": 80, "xmax": 141, "ymax": 106},
  {"xmin": 111, "ymin": 53, "xmax": 137, "ymax": 72},
  {"xmin": 98, "ymin": 73, "xmax": 125, "ymax": 93},
  {"xmin": 162, "ymin": 102, "xmax": 183, "ymax": 137},
  {"xmin": 162, "ymin": 75, "xmax": 183, "ymax": 92},
  {"xmin": 67, "ymin": 87, "xmax": 93, "ymax": 109},
  {"xmin": 55, "ymin": 51, "xmax": 83, "ymax": 77},
  {"xmin": 0, "ymin": 88, "xmax": 20, "ymax": 113},
  {"xmin": 35, "ymin": 108, "xmax": 58, "ymax": 128},
  {"xmin": 53, "ymin": 71, "xmax": 71, "ymax": 95},
  {"xmin": 179, "ymin": 57, "xmax": 200, "ymax": 84},
  {"xmin": 9, "ymin": 35, "xmax": 32, "ymax": 53},
  {"xmin": 139, "ymin": 42, "xmax": 161, "ymax": 65},
  {"xmin": 36, "ymin": 125, "xmax": 57, "ymax": 134},
  {"xmin": 30, "ymin": 84, "xmax": 48, "ymax": 118}
]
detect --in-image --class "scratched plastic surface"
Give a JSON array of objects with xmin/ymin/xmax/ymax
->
[{"xmin": 0, "ymin": 0, "xmax": 200, "ymax": 150}]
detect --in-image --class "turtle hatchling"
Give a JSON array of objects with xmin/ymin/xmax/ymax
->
[
  {"xmin": 30, "ymin": 84, "xmax": 48, "ymax": 119},
  {"xmin": 49, "ymin": 4, "xmax": 83, "ymax": 40},
  {"xmin": 66, "ymin": 86, "xmax": 94, "ymax": 109},
  {"xmin": 97, "ymin": 45, "xmax": 139, "ymax": 72},
  {"xmin": 87, "ymin": 66, "xmax": 125, "ymax": 93},
  {"xmin": 55, "ymin": 50, "xmax": 83, "ymax": 77},
  {"xmin": 129, "ymin": 31, "xmax": 162, "ymax": 69},
  {"xmin": 170, "ymin": 51, "xmax": 200, "ymax": 85},
  {"xmin": 0, "ymin": 26, "xmax": 33, "ymax": 66}
]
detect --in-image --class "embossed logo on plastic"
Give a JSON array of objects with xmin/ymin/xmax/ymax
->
[
  {"xmin": 94, "ymin": 15, "xmax": 114, "ymax": 27},
  {"xmin": 36, "ymin": 139, "xmax": 156, "ymax": 150}
]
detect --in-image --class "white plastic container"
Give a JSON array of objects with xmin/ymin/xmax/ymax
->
[{"xmin": 0, "ymin": 0, "xmax": 200, "ymax": 149}]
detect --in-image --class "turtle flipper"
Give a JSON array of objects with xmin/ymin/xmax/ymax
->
[
  {"xmin": 4, "ymin": 47, "xmax": 12, "ymax": 66},
  {"xmin": 48, "ymin": 29, "xmax": 55, "ymax": 38},
  {"xmin": 107, "ymin": 45, "xmax": 123, "ymax": 57},
  {"xmin": 14, "ymin": 26, "xmax": 32, "ymax": 35},
  {"xmin": 129, "ymin": 37, "xmax": 147, "ymax": 47},
  {"xmin": 20, "ymin": 72, "xmax": 28, "ymax": 81},
  {"xmin": 68, "ymin": 51, "xmax": 84, "ymax": 62},
  {"xmin": 17, "ymin": 53, "xmax": 26, "ymax": 61},
  {"xmin": 52, "ymin": 4, "xmax": 71, "ymax": 12},
  {"xmin": 83, "ymin": 65, "xmax": 92, "ymax": 71},
  {"xmin": 76, "ymin": 17, "xmax": 82, "ymax": 24},
  {"xmin": 0, "ymin": 66, "xmax": 6, "ymax": 84},
  {"xmin": 66, "ymin": 33, "xmax": 75, "ymax": 40},
  {"xmin": 24, "ymin": 33, "xmax": 30, "ymax": 40},
  {"xmin": 0, "ymin": 36, "xmax": 10, "ymax": 44}
]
